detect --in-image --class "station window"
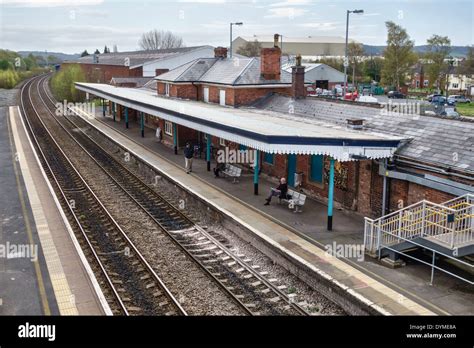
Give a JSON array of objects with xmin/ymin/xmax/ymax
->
[
  {"xmin": 310, "ymin": 155, "xmax": 324, "ymax": 183},
  {"xmin": 164, "ymin": 121, "xmax": 173, "ymax": 136},
  {"xmin": 219, "ymin": 138, "xmax": 226, "ymax": 146},
  {"xmin": 263, "ymin": 152, "xmax": 274, "ymax": 165}
]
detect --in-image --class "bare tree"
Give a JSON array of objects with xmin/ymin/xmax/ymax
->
[
  {"xmin": 138, "ymin": 30, "xmax": 185, "ymax": 50},
  {"xmin": 236, "ymin": 40, "xmax": 262, "ymax": 57}
]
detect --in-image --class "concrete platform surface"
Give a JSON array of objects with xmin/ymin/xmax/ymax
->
[{"xmin": 2, "ymin": 104, "xmax": 107, "ymax": 315}]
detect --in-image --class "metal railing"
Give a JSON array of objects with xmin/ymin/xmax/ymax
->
[
  {"xmin": 364, "ymin": 194, "xmax": 474, "ymax": 254},
  {"xmin": 363, "ymin": 194, "xmax": 473, "ymax": 285}
]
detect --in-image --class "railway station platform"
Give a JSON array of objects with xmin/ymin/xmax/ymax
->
[
  {"xmin": 73, "ymin": 108, "xmax": 474, "ymax": 315},
  {"xmin": 1, "ymin": 105, "xmax": 107, "ymax": 315}
]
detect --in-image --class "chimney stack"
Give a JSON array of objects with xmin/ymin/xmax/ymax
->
[
  {"xmin": 291, "ymin": 54, "xmax": 306, "ymax": 99},
  {"xmin": 214, "ymin": 47, "xmax": 228, "ymax": 59},
  {"xmin": 260, "ymin": 33, "xmax": 281, "ymax": 80}
]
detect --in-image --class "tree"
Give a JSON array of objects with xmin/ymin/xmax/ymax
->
[
  {"xmin": 47, "ymin": 55, "xmax": 60, "ymax": 66},
  {"xmin": 50, "ymin": 64, "xmax": 86, "ymax": 102},
  {"xmin": 381, "ymin": 21, "xmax": 416, "ymax": 89},
  {"xmin": 0, "ymin": 59, "xmax": 9, "ymax": 70},
  {"xmin": 94, "ymin": 49, "xmax": 100, "ymax": 55},
  {"xmin": 236, "ymin": 40, "xmax": 262, "ymax": 57},
  {"xmin": 347, "ymin": 42, "xmax": 365, "ymax": 85},
  {"xmin": 363, "ymin": 56, "xmax": 384, "ymax": 82},
  {"xmin": 425, "ymin": 35, "xmax": 451, "ymax": 89},
  {"xmin": 138, "ymin": 30, "xmax": 185, "ymax": 50},
  {"xmin": 456, "ymin": 46, "xmax": 474, "ymax": 75},
  {"xmin": 103, "ymin": 45, "xmax": 110, "ymax": 54},
  {"xmin": 80, "ymin": 50, "xmax": 89, "ymax": 57}
]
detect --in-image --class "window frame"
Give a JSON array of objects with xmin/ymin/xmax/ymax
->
[
  {"xmin": 164, "ymin": 121, "xmax": 173, "ymax": 136},
  {"xmin": 309, "ymin": 155, "xmax": 324, "ymax": 184}
]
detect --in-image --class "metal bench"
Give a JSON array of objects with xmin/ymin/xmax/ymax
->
[
  {"xmin": 280, "ymin": 189, "xmax": 307, "ymax": 213},
  {"xmin": 221, "ymin": 164, "xmax": 242, "ymax": 183}
]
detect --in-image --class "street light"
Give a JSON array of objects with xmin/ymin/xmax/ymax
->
[
  {"xmin": 343, "ymin": 9, "xmax": 364, "ymax": 98},
  {"xmin": 230, "ymin": 22, "xmax": 243, "ymax": 58}
]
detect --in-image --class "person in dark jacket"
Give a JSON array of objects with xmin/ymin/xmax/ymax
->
[
  {"xmin": 213, "ymin": 162, "xmax": 226, "ymax": 178},
  {"xmin": 264, "ymin": 177, "xmax": 288, "ymax": 205},
  {"xmin": 184, "ymin": 143, "xmax": 194, "ymax": 173}
]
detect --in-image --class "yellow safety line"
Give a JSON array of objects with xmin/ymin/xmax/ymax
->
[{"xmin": 6, "ymin": 113, "xmax": 51, "ymax": 315}]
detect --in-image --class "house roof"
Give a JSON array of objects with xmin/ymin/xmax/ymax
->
[
  {"xmin": 75, "ymin": 82, "xmax": 404, "ymax": 161},
  {"xmin": 256, "ymin": 95, "xmax": 474, "ymax": 174},
  {"xmin": 110, "ymin": 77, "xmax": 153, "ymax": 87},
  {"xmin": 72, "ymin": 46, "xmax": 210, "ymax": 68},
  {"xmin": 155, "ymin": 56, "xmax": 310, "ymax": 86}
]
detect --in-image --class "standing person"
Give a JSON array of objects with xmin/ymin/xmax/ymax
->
[
  {"xmin": 184, "ymin": 142, "xmax": 194, "ymax": 174},
  {"xmin": 264, "ymin": 177, "xmax": 288, "ymax": 205},
  {"xmin": 155, "ymin": 126, "xmax": 162, "ymax": 143}
]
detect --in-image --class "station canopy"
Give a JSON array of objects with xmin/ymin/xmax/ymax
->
[{"xmin": 75, "ymin": 82, "xmax": 405, "ymax": 162}]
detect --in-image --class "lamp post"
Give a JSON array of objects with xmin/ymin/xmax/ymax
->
[
  {"xmin": 343, "ymin": 9, "xmax": 363, "ymax": 98},
  {"xmin": 445, "ymin": 57, "xmax": 455, "ymax": 99},
  {"xmin": 230, "ymin": 22, "xmax": 243, "ymax": 58}
]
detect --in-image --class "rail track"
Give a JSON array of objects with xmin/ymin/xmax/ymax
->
[
  {"xmin": 20, "ymin": 75, "xmax": 187, "ymax": 316},
  {"xmin": 25, "ymin": 73, "xmax": 311, "ymax": 315}
]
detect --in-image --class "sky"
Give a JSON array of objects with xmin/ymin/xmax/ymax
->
[{"xmin": 0, "ymin": 0, "xmax": 472, "ymax": 54}]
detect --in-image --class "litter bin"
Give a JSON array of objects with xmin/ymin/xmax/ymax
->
[{"xmin": 294, "ymin": 172, "xmax": 303, "ymax": 188}]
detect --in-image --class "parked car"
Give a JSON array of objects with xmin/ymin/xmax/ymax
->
[
  {"xmin": 447, "ymin": 95, "xmax": 471, "ymax": 104},
  {"xmin": 440, "ymin": 107, "xmax": 460, "ymax": 117},
  {"xmin": 426, "ymin": 93, "xmax": 442, "ymax": 102},
  {"xmin": 357, "ymin": 95, "xmax": 378, "ymax": 104},
  {"xmin": 387, "ymin": 90, "xmax": 406, "ymax": 99},
  {"xmin": 431, "ymin": 95, "xmax": 455, "ymax": 106}
]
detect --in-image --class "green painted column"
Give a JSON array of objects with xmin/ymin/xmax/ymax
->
[
  {"xmin": 140, "ymin": 112, "xmax": 144, "ymax": 138},
  {"xmin": 328, "ymin": 158, "xmax": 335, "ymax": 231},
  {"xmin": 173, "ymin": 123, "xmax": 178, "ymax": 154},
  {"xmin": 253, "ymin": 150, "xmax": 260, "ymax": 195},
  {"xmin": 125, "ymin": 106, "xmax": 129, "ymax": 129},
  {"xmin": 102, "ymin": 98, "xmax": 106, "ymax": 117},
  {"xmin": 112, "ymin": 102, "xmax": 116, "ymax": 122},
  {"xmin": 206, "ymin": 134, "xmax": 211, "ymax": 171}
]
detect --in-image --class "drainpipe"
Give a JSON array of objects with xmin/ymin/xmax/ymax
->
[{"xmin": 382, "ymin": 158, "xmax": 388, "ymax": 216}]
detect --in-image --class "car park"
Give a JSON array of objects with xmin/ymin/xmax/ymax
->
[{"xmin": 431, "ymin": 95, "xmax": 455, "ymax": 106}]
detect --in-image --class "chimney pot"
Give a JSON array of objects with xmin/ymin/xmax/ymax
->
[
  {"xmin": 214, "ymin": 47, "xmax": 228, "ymax": 58},
  {"xmin": 291, "ymin": 54, "xmax": 306, "ymax": 99}
]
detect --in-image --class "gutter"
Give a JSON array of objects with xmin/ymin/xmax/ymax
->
[{"xmin": 378, "ymin": 162, "xmax": 474, "ymax": 196}]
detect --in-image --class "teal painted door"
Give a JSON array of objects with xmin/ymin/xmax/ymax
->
[{"xmin": 287, "ymin": 154, "xmax": 297, "ymax": 187}]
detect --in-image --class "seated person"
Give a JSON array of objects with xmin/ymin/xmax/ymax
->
[
  {"xmin": 213, "ymin": 162, "xmax": 226, "ymax": 178},
  {"xmin": 264, "ymin": 177, "xmax": 289, "ymax": 205}
]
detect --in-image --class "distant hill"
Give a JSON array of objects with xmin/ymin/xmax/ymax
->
[
  {"xmin": 17, "ymin": 51, "xmax": 80, "ymax": 62},
  {"xmin": 363, "ymin": 45, "xmax": 470, "ymax": 57}
]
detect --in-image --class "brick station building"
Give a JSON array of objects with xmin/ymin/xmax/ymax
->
[{"xmin": 75, "ymin": 36, "xmax": 474, "ymax": 230}]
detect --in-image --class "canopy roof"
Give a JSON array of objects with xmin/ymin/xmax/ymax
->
[{"xmin": 75, "ymin": 82, "xmax": 404, "ymax": 161}]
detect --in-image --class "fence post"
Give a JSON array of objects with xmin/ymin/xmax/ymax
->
[
  {"xmin": 421, "ymin": 200, "xmax": 426, "ymax": 237},
  {"xmin": 430, "ymin": 250, "xmax": 436, "ymax": 285},
  {"xmin": 377, "ymin": 219, "xmax": 382, "ymax": 259}
]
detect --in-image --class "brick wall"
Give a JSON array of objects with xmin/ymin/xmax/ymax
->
[
  {"xmin": 62, "ymin": 63, "xmax": 142, "ymax": 83},
  {"xmin": 260, "ymin": 47, "xmax": 281, "ymax": 80}
]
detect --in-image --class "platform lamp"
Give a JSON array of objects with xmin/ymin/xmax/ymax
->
[
  {"xmin": 230, "ymin": 22, "xmax": 243, "ymax": 58},
  {"xmin": 343, "ymin": 9, "xmax": 364, "ymax": 97}
]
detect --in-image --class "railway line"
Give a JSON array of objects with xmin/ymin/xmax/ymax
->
[
  {"xmin": 20, "ymin": 76, "xmax": 186, "ymax": 316},
  {"xmin": 21, "ymin": 73, "xmax": 316, "ymax": 315}
]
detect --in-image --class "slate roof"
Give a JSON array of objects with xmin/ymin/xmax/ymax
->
[
  {"xmin": 110, "ymin": 77, "xmax": 153, "ymax": 87},
  {"xmin": 257, "ymin": 95, "xmax": 474, "ymax": 174},
  {"xmin": 156, "ymin": 56, "xmax": 309, "ymax": 86},
  {"xmin": 72, "ymin": 46, "xmax": 208, "ymax": 67}
]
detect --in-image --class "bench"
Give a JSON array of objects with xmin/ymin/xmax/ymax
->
[
  {"xmin": 221, "ymin": 164, "xmax": 242, "ymax": 183},
  {"xmin": 279, "ymin": 189, "xmax": 307, "ymax": 213}
]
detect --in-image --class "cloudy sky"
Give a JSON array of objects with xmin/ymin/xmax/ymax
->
[{"xmin": 0, "ymin": 0, "xmax": 472, "ymax": 54}]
